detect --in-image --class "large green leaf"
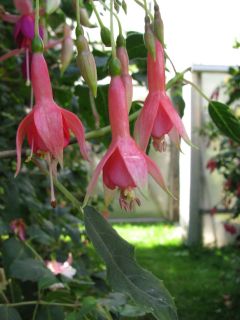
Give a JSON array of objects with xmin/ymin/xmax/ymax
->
[
  {"xmin": 9, "ymin": 258, "xmax": 57, "ymax": 287},
  {"xmin": 84, "ymin": 206, "xmax": 178, "ymax": 320},
  {"xmin": 208, "ymin": 101, "xmax": 240, "ymax": 143},
  {"xmin": 0, "ymin": 307, "xmax": 22, "ymax": 320}
]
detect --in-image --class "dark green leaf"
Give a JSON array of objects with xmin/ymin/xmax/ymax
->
[
  {"xmin": 0, "ymin": 307, "xmax": 22, "ymax": 320},
  {"xmin": 10, "ymin": 258, "xmax": 57, "ymax": 285},
  {"xmin": 84, "ymin": 206, "xmax": 178, "ymax": 320},
  {"xmin": 36, "ymin": 306, "xmax": 65, "ymax": 320},
  {"xmin": 208, "ymin": 101, "xmax": 240, "ymax": 143}
]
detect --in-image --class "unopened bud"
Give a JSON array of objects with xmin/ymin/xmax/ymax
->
[
  {"xmin": 122, "ymin": 0, "xmax": 127, "ymax": 14},
  {"xmin": 61, "ymin": 25, "xmax": 74, "ymax": 74},
  {"xmin": 154, "ymin": 3, "xmax": 164, "ymax": 45},
  {"xmin": 144, "ymin": 16, "xmax": 156, "ymax": 60},
  {"xmin": 76, "ymin": 34, "xmax": 89, "ymax": 53},
  {"xmin": 100, "ymin": 27, "xmax": 112, "ymax": 47},
  {"xmin": 77, "ymin": 50, "xmax": 98, "ymax": 97},
  {"xmin": 80, "ymin": 7, "xmax": 96, "ymax": 28}
]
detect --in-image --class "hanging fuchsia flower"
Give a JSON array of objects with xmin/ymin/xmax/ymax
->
[
  {"xmin": 16, "ymin": 42, "xmax": 88, "ymax": 206},
  {"xmin": 134, "ymin": 39, "xmax": 191, "ymax": 152},
  {"xmin": 84, "ymin": 61, "xmax": 170, "ymax": 211}
]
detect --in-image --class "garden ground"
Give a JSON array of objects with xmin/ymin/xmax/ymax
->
[{"xmin": 113, "ymin": 223, "xmax": 240, "ymax": 320}]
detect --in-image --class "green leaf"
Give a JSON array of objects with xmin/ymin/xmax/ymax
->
[
  {"xmin": 84, "ymin": 206, "xmax": 178, "ymax": 320},
  {"xmin": 0, "ymin": 307, "xmax": 22, "ymax": 320},
  {"xmin": 9, "ymin": 258, "xmax": 57, "ymax": 285},
  {"xmin": 126, "ymin": 32, "xmax": 147, "ymax": 60},
  {"xmin": 36, "ymin": 306, "xmax": 65, "ymax": 320},
  {"xmin": 208, "ymin": 101, "xmax": 240, "ymax": 143}
]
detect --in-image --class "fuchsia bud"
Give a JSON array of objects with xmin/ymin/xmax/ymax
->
[
  {"xmin": 116, "ymin": 35, "xmax": 133, "ymax": 113},
  {"xmin": 10, "ymin": 218, "xmax": 26, "ymax": 241},
  {"xmin": 76, "ymin": 31, "xmax": 98, "ymax": 97},
  {"xmin": 16, "ymin": 49, "xmax": 88, "ymax": 206},
  {"xmin": 84, "ymin": 64, "xmax": 171, "ymax": 211},
  {"xmin": 80, "ymin": 7, "xmax": 96, "ymax": 28},
  {"xmin": 154, "ymin": 3, "xmax": 164, "ymax": 46},
  {"xmin": 134, "ymin": 39, "xmax": 191, "ymax": 152},
  {"xmin": 46, "ymin": 0, "xmax": 61, "ymax": 15},
  {"xmin": 144, "ymin": 16, "xmax": 156, "ymax": 61},
  {"xmin": 61, "ymin": 24, "xmax": 73, "ymax": 74}
]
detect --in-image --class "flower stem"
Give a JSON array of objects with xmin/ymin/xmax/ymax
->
[
  {"xmin": 99, "ymin": 0, "xmax": 123, "ymax": 35},
  {"xmin": 0, "ymin": 300, "xmax": 81, "ymax": 308},
  {"xmin": 134, "ymin": 0, "xmax": 153, "ymax": 20},
  {"xmin": 91, "ymin": 0, "xmax": 104, "ymax": 28},
  {"xmin": 24, "ymin": 240, "xmax": 44, "ymax": 263},
  {"xmin": 183, "ymin": 78, "xmax": 211, "ymax": 102},
  {"xmin": 110, "ymin": 0, "xmax": 116, "ymax": 58},
  {"xmin": 76, "ymin": 0, "xmax": 81, "ymax": 28},
  {"xmin": 34, "ymin": 0, "xmax": 40, "ymax": 37}
]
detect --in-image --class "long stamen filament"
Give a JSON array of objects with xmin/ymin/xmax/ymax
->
[{"xmin": 26, "ymin": 48, "xmax": 30, "ymax": 86}]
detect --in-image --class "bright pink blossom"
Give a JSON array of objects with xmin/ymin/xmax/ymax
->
[
  {"xmin": 134, "ymin": 39, "xmax": 191, "ymax": 152},
  {"xmin": 10, "ymin": 218, "xmax": 26, "ymax": 241},
  {"xmin": 84, "ymin": 75, "xmax": 170, "ymax": 211},
  {"xmin": 16, "ymin": 52, "xmax": 88, "ymax": 206}
]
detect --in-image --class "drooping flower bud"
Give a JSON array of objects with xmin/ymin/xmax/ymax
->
[
  {"xmin": 154, "ymin": 3, "xmax": 164, "ymax": 45},
  {"xmin": 80, "ymin": 7, "xmax": 96, "ymax": 28},
  {"xmin": 100, "ymin": 26, "xmax": 112, "ymax": 47},
  {"xmin": 61, "ymin": 24, "xmax": 73, "ymax": 74},
  {"xmin": 76, "ymin": 33, "xmax": 98, "ymax": 97},
  {"xmin": 144, "ymin": 16, "xmax": 156, "ymax": 60},
  {"xmin": 122, "ymin": 0, "xmax": 127, "ymax": 14}
]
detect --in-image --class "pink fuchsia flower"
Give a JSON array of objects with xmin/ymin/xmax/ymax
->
[
  {"xmin": 0, "ymin": 0, "xmax": 43, "ymax": 83},
  {"xmin": 46, "ymin": 253, "xmax": 76, "ymax": 278},
  {"xmin": 206, "ymin": 159, "xmax": 217, "ymax": 173},
  {"xmin": 10, "ymin": 218, "xmax": 26, "ymax": 241},
  {"xmin": 15, "ymin": 50, "xmax": 88, "ymax": 207},
  {"xmin": 84, "ymin": 70, "xmax": 171, "ymax": 211},
  {"xmin": 134, "ymin": 39, "xmax": 191, "ymax": 152}
]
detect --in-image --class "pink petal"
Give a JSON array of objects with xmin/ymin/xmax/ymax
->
[
  {"xmin": 103, "ymin": 147, "xmax": 136, "ymax": 190},
  {"xmin": 168, "ymin": 126, "xmax": 181, "ymax": 151},
  {"xmin": 159, "ymin": 92, "xmax": 191, "ymax": 145},
  {"xmin": 14, "ymin": 0, "xmax": 33, "ymax": 15},
  {"xmin": 145, "ymin": 154, "xmax": 169, "ymax": 193},
  {"xmin": 0, "ymin": 48, "xmax": 24, "ymax": 63},
  {"xmin": 34, "ymin": 102, "xmax": 65, "ymax": 160},
  {"xmin": 1, "ymin": 13, "xmax": 19, "ymax": 23},
  {"xmin": 134, "ymin": 92, "xmax": 160, "ymax": 151},
  {"xmin": 83, "ymin": 143, "xmax": 116, "ymax": 206},
  {"xmin": 20, "ymin": 15, "xmax": 35, "ymax": 40},
  {"xmin": 61, "ymin": 108, "xmax": 88, "ymax": 161},
  {"xmin": 117, "ymin": 137, "xmax": 148, "ymax": 189},
  {"xmin": 151, "ymin": 104, "xmax": 173, "ymax": 138},
  {"xmin": 15, "ymin": 111, "xmax": 34, "ymax": 176}
]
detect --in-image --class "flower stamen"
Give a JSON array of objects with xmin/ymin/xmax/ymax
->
[
  {"xmin": 153, "ymin": 136, "xmax": 167, "ymax": 152},
  {"xmin": 119, "ymin": 187, "xmax": 141, "ymax": 212}
]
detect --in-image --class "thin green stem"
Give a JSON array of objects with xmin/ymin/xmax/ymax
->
[
  {"xmin": 99, "ymin": 0, "xmax": 123, "ymax": 35},
  {"xmin": 32, "ymin": 303, "xmax": 39, "ymax": 320},
  {"xmin": 1, "ymin": 292, "xmax": 9, "ymax": 304},
  {"xmin": 91, "ymin": 0, "xmax": 104, "ymax": 28},
  {"xmin": 110, "ymin": 0, "xmax": 116, "ymax": 57},
  {"xmin": 183, "ymin": 78, "xmax": 211, "ymax": 102},
  {"xmin": 34, "ymin": 0, "xmax": 40, "ymax": 37},
  {"xmin": 165, "ymin": 51, "xmax": 177, "ymax": 74},
  {"xmin": 24, "ymin": 240, "xmax": 44, "ymax": 263},
  {"xmin": 1, "ymin": 300, "xmax": 81, "ymax": 308},
  {"xmin": 76, "ymin": 0, "xmax": 81, "ymax": 28},
  {"xmin": 134, "ymin": 0, "xmax": 153, "ymax": 20}
]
